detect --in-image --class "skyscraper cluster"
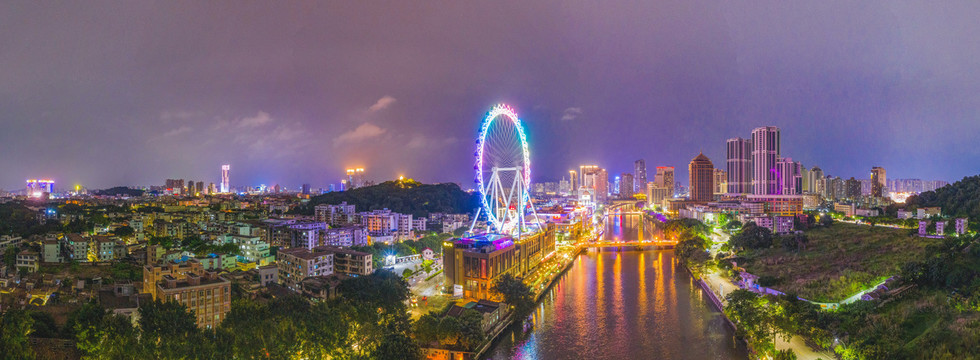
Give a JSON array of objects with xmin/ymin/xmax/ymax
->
[
  {"xmin": 579, "ymin": 165, "xmax": 608, "ymax": 204},
  {"xmin": 726, "ymin": 126, "xmax": 804, "ymax": 196}
]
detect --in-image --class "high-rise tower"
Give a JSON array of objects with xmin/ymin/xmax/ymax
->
[
  {"xmin": 633, "ymin": 159, "xmax": 647, "ymax": 193},
  {"xmin": 726, "ymin": 137, "xmax": 752, "ymax": 194},
  {"xmin": 871, "ymin": 166, "xmax": 886, "ymax": 197},
  {"xmin": 751, "ymin": 127, "xmax": 780, "ymax": 195},
  {"xmin": 220, "ymin": 165, "xmax": 230, "ymax": 193},
  {"xmin": 619, "ymin": 173, "xmax": 634, "ymax": 199},
  {"xmin": 689, "ymin": 153, "xmax": 714, "ymax": 203}
]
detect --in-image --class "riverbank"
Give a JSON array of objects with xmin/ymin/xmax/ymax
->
[
  {"xmin": 485, "ymin": 249, "xmax": 749, "ymax": 359},
  {"xmin": 699, "ymin": 267, "xmax": 837, "ymax": 360}
]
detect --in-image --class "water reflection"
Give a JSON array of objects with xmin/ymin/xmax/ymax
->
[{"xmin": 486, "ymin": 215, "xmax": 747, "ymax": 360}]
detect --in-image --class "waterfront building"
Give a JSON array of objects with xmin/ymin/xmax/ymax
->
[
  {"xmin": 444, "ymin": 223, "xmax": 555, "ymax": 300},
  {"xmin": 619, "ymin": 173, "xmax": 634, "ymax": 199},
  {"xmin": 647, "ymin": 182, "xmax": 672, "ymax": 209}
]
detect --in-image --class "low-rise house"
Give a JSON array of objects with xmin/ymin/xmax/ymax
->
[
  {"xmin": 42, "ymin": 240, "xmax": 63, "ymax": 263},
  {"xmin": 64, "ymin": 234, "xmax": 89, "ymax": 262},
  {"xmin": 16, "ymin": 250, "xmax": 39, "ymax": 273},
  {"xmin": 99, "ymin": 282, "xmax": 152, "ymax": 322},
  {"xmin": 299, "ymin": 273, "xmax": 349, "ymax": 300}
]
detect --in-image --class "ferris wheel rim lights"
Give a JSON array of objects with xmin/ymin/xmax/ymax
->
[{"xmin": 475, "ymin": 104, "xmax": 531, "ymax": 232}]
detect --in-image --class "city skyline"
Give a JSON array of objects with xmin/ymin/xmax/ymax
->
[{"xmin": 3, "ymin": 2, "xmax": 980, "ymax": 190}]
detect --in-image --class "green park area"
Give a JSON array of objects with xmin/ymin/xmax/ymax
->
[{"xmin": 737, "ymin": 222, "xmax": 941, "ymax": 302}]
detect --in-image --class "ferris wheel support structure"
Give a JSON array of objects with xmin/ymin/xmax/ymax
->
[{"xmin": 469, "ymin": 104, "xmax": 542, "ymax": 236}]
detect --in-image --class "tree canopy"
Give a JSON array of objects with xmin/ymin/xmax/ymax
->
[{"xmin": 300, "ymin": 179, "xmax": 479, "ymax": 217}]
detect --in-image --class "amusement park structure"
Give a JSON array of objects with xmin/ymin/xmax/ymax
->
[{"xmin": 470, "ymin": 104, "xmax": 543, "ymax": 236}]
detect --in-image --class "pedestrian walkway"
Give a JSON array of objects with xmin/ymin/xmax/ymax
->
[{"xmin": 701, "ymin": 269, "xmax": 836, "ymax": 360}]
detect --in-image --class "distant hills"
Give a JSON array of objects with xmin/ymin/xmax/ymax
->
[
  {"xmin": 92, "ymin": 187, "xmax": 145, "ymax": 197},
  {"xmin": 301, "ymin": 179, "xmax": 480, "ymax": 217},
  {"xmin": 905, "ymin": 175, "xmax": 980, "ymax": 220}
]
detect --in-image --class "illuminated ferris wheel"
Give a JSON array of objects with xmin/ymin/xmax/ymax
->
[{"xmin": 474, "ymin": 104, "xmax": 537, "ymax": 235}]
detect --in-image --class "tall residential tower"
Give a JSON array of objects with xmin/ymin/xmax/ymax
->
[
  {"xmin": 751, "ymin": 127, "xmax": 780, "ymax": 195},
  {"xmin": 726, "ymin": 137, "xmax": 752, "ymax": 194},
  {"xmin": 633, "ymin": 159, "xmax": 647, "ymax": 193}
]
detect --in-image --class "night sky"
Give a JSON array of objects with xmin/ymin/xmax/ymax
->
[{"xmin": 2, "ymin": 1, "xmax": 978, "ymax": 190}]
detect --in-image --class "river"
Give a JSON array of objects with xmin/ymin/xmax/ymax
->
[{"xmin": 485, "ymin": 213, "xmax": 748, "ymax": 359}]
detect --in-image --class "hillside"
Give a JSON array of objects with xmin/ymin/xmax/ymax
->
[
  {"xmin": 905, "ymin": 175, "xmax": 980, "ymax": 220},
  {"xmin": 92, "ymin": 187, "xmax": 145, "ymax": 197},
  {"xmin": 300, "ymin": 179, "xmax": 480, "ymax": 217},
  {"xmin": 737, "ymin": 222, "xmax": 939, "ymax": 302}
]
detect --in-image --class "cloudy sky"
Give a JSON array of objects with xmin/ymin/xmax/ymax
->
[{"xmin": 2, "ymin": 1, "xmax": 978, "ymax": 190}]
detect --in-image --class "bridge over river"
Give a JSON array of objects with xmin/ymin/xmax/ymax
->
[{"xmin": 586, "ymin": 203, "xmax": 675, "ymax": 249}]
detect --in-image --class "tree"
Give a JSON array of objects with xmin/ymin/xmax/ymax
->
[
  {"xmin": 374, "ymin": 316, "xmax": 422, "ymax": 360},
  {"xmin": 138, "ymin": 299, "xmax": 199, "ymax": 358},
  {"xmin": 436, "ymin": 316, "xmax": 462, "ymax": 346},
  {"xmin": 2, "ymin": 246, "xmax": 17, "ymax": 270},
  {"xmin": 491, "ymin": 273, "xmax": 534, "ymax": 316},
  {"xmin": 113, "ymin": 225, "xmax": 135, "ymax": 238},
  {"xmin": 413, "ymin": 314, "xmax": 441, "ymax": 345},
  {"xmin": 0, "ymin": 309, "xmax": 35, "ymax": 359},
  {"xmin": 730, "ymin": 222, "xmax": 773, "ymax": 251},
  {"xmin": 675, "ymin": 232, "xmax": 708, "ymax": 264},
  {"xmin": 820, "ymin": 214, "xmax": 833, "ymax": 227},
  {"xmin": 29, "ymin": 311, "xmax": 59, "ymax": 338},
  {"xmin": 725, "ymin": 289, "xmax": 777, "ymax": 356},
  {"xmin": 457, "ymin": 308, "xmax": 486, "ymax": 350},
  {"xmin": 75, "ymin": 313, "xmax": 142, "ymax": 358}
]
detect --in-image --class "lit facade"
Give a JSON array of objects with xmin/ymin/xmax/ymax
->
[
  {"xmin": 726, "ymin": 137, "xmax": 752, "ymax": 194},
  {"xmin": 713, "ymin": 169, "xmax": 727, "ymax": 195},
  {"xmin": 871, "ymin": 166, "xmax": 886, "ymax": 197},
  {"xmin": 634, "ymin": 159, "xmax": 647, "ymax": 193},
  {"xmin": 619, "ymin": 173, "xmax": 634, "ymax": 199},
  {"xmin": 751, "ymin": 126, "xmax": 780, "ymax": 195},
  {"xmin": 220, "ymin": 165, "xmax": 230, "ymax": 193},
  {"xmin": 443, "ymin": 223, "xmax": 555, "ymax": 300},
  {"xmin": 689, "ymin": 153, "xmax": 714, "ymax": 203},
  {"xmin": 155, "ymin": 271, "xmax": 231, "ymax": 329},
  {"xmin": 26, "ymin": 179, "xmax": 55, "ymax": 197}
]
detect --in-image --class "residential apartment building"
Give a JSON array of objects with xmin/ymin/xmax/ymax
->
[{"xmin": 155, "ymin": 271, "xmax": 231, "ymax": 329}]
